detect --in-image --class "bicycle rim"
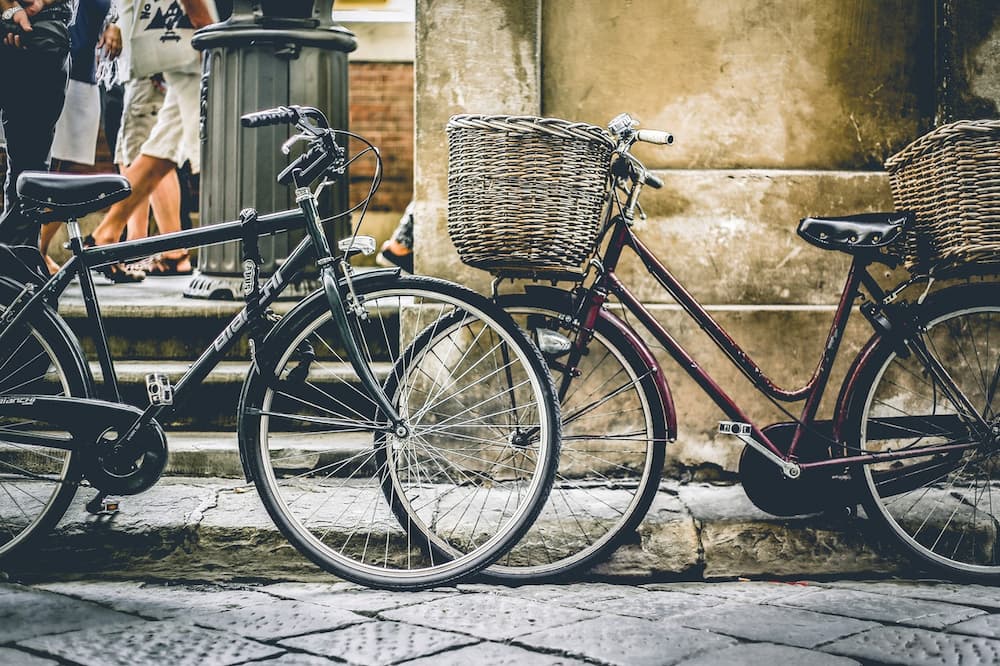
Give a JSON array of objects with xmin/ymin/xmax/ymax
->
[
  {"xmin": 0, "ymin": 299, "xmax": 86, "ymax": 559},
  {"xmin": 857, "ymin": 290, "xmax": 1000, "ymax": 578},
  {"xmin": 245, "ymin": 275, "xmax": 558, "ymax": 588},
  {"xmin": 484, "ymin": 299, "xmax": 665, "ymax": 580}
]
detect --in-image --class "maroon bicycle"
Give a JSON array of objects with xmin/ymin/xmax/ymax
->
[{"xmin": 455, "ymin": 113, "xmax": 1000, "ymax": 583}]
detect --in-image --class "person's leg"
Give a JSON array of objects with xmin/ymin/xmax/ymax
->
[
  {"xmin": 0, "ymin": 53, "xmax": 68, "ymax": 246},
  {"xmin": 39, "ymin": 222, "xmax": 61, "ymax": 274},
  {"xmin": 90, "ymin": 154, "xmax": 175, "ymax": 245}
]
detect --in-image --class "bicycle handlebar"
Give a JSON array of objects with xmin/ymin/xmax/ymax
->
[
  {"xmin": 636, "ymin": 130, "xmax": 674, "ymax": 145},
  {"xmin": 241, "ymin": 106, "xmax": 300, "ymax": 128},
  {"xmin": 240, "ymin": 105, "xmax": 330, "ymax": 131}
]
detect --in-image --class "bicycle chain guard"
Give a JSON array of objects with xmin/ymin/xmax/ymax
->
[
  {"xmin": 0, "ymin": 395, "xmax": 167, "ymax": 495},
  {"xmin": 738, "ymin": 422, "xmax": 852, "ymax": 517}
]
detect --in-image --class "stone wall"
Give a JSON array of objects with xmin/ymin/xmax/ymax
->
[{"xmin": 414, "ymin": 0, "xmax": 1000, "ymax": 475}]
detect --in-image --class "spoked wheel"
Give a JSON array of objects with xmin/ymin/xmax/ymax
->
[
  {"xmin": 482, "ymin": 293, "xmax": 666, "ymax": 581},
  {"xmin": 0, "ymin": 280, "xmax": 91, "ymax": 561},
  {"xmin": 850, "ymin": 283, "xmax": 1000, "ymax": 581},
  {"xmin": 239, "ymin": 273, "xmax": 560, "ymax": 589}
]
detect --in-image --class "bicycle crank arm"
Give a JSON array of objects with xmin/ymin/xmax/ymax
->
[{"xmin": 719, "ymin": 421, "xmax": 801, "ymax": 479}]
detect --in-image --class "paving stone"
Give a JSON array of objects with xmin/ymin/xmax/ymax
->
[
  {"xmin": 0, "ymin": 586, "xmax": 139, "ymax": 642},
  {"xmin": 243, "ymin": 654, "xmax": 341, "ymax": 665},
  {"xmin": 643, "ymin": 580, "xmax": 822, "ymax": 603},
  {"xmin": 461, "ymin": 581, "xmax": 644, "ymax": 605},
  {"xmin": 403, "ymin": 642, "xmax": 592, "ymax": 665},
  {"xmin": 677, "ymin": 603, "xmax": 880, "ymax": 648},
  {"xmin": 515, "ymin": 615, "xmax": 736, "ymax": 666},
  {"xmin": 280, "ymin": 621, "xmax": 477, "ymax": 666},
  {"xmin": 823, "ymin": 580, "xmax": 1000, "ymax": 612},
  {"xmin": 36, "ymin": 581, "xmax": 281, "ymax": 620},
  {"xmin": 191, "ymin": 598, "xmax": 369, "ymax": 641},
  {"xmin": 823, "ymin": 626, "xmax": 1000, "ymax": 665},
  {"xmin": 380, "ymin": 593, "xmax": 598, "ymax": 640},
  {"xmin": 18, "ymin": 620, "xmax": 282, "ymax": 666},
  {"xmin": 676, "ymin": 642, "xmax": 860, "ymax": 665},
  {"xmin": 572, "ymin": 590, "xmax": 725, "ymax": 620},
  {"xmin": 0, "ymin": 647, "xmax": 61, "ymax": 665},
  {"xmin": 261, "ymin": 582, "xmax": 456, "ymax": 613},
  {"xmin": 943, "ymin": 613, "xmax": 1000, "ymax": 639},
  {"xmin": 776, "ymin": 588, "xmax": 985, "ymax": 630}
]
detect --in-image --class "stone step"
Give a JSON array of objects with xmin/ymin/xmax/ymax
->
[
  {"xmin": 56, "ymin": 274, "xmax": 399, "ymax": 362},
  {"xmin": 87, "ymin": 360, "xmax": 388, "ymax": 430},
  {"xmin": 2, "ymin": 479, "xmax": 905, "ymax": 583}
]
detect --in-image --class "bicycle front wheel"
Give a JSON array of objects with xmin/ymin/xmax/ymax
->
[
  {"xmin": 239, "ymin": 272, "xmax": 560, "ymax": 589},
  {"xmin": 0, "ymin": 279, "xmax": 92, "ymax": 561},
  {"xmin": 849, "ymin": 283, "xmax": 1000, "ymax": 581},
  {"xmin": 484, "ymin": 292, "xmax": 666, "ymax": 581}
]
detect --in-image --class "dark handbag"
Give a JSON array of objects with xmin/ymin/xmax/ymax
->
[{"xmin": 0, "ymin": 8, "xmax": 70, "ymax": 59}]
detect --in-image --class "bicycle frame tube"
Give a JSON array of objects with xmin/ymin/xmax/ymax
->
[{"xmin": 592, "ymin": 216, "xmax": 861, "ymax": 459}]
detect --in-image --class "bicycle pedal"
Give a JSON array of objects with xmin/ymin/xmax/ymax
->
[
  {"xmin": 145, "ymin": 373, "xmax": 173, "ymax": 405},
  {"xmin": 338, "ymin": 236, "xmax": 376, "ymax": 257},
  {"xmin": 718, "ymin": 421, "xmax": 752, "ymax": 436},
  {"xmin": 85, "ymin": 494, "xmax": 121, "ymax": 515}
]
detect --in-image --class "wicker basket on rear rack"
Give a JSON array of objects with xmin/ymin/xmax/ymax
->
[
  {"xmin": 885, "ymin": 119, "xmax": 1000, "ymax": 274},
  {"xmin": 446, "ymin": 114, "xmax": 615, "ymax": 279}
]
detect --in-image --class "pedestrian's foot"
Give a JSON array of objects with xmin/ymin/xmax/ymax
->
[
  {"xmin": 146, "ymin": 251, "xmax": 193, "ymax": 276},
  {"xmin": 44, "ymin": 254, "xmax": 60, "ymax": 276},
  {"xmin": 98, "ymin": 262, "xmax": 146, "ymax": 284},
  {"xmin": 376, "ymin": 240, "xmax": 413, "ymax": 273}
]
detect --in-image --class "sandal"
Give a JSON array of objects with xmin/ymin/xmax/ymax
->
[
  {"xmin": 98, "ymin": 262, "xmax": 146, "ymax": 284},
  {"xmin": 146, "ymin": 252, "xmax": 193, "ymax": 277}
]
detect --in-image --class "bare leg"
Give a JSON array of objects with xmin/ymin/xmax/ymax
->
[
  {"xmin": 39, "ymin": 221, "xmax": 60, "ymax": 274},
  {"xmin": 91, "ymin": 154, "xmax": 175, "ymax": 246}
]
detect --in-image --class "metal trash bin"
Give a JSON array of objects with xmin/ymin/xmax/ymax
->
[{"xmin": 184, "ymin": 0, "xmax": 356, "ymax": 300}]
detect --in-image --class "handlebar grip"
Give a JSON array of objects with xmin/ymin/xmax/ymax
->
[
  {"xmin": 241, "ymin": 107, "xmax": 299, "ymax": 129},
  {"xmin": 644, "ymin": 172, "xmax": 664, "ymax": 189},
  {"xmin": 636, "ymin": 130, "xmax": 674, "ymax": 145}
]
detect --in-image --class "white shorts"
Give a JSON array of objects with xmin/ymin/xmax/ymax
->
[
  {"xmin": 51, "ymin": 80, "xmax": 101, "ymax": 165},
  {"xmin": 139, "ymin": 71, "xmax": 201, "ymax": 174},
  {"xmin": 114, "ymin": 77, "xmax": 166, "ymax": 167}
]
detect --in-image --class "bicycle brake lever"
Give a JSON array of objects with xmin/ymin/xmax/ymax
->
[{"xmin": 280, "ymin": 133, "xmax": 310, "ymax": 155}]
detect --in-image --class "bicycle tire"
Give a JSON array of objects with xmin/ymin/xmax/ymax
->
[
  {"xmin": 481, "ymin": 291, "xmax": 666, "ymax": 581},
  {"xmin": 238, "ymin": 271, "xmax": 560, "ymax": 590},
  {"xmin": 846, "ymin": 282, "xmax": 1000, "ymax": 581},
  {"xmin": 0, "ymin": 278, "xmax": 92, "ymax": 561}
]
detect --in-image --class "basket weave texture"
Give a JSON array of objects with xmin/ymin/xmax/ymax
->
[
  {"xmin": 447, "ymin": 114, "xmax": 615, "ymax": 276},
  {"xmin": 885, "ymin": 119, "xmax": 1000, "ymax": 272}
]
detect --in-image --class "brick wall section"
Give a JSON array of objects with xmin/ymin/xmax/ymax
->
[
  {"xmin": 0, "ymin": 61, "xmax": 415, "ymax": 216},
  {"xmin": 349, "ymin": 62, "xmax": 414, "ymax": 213}
]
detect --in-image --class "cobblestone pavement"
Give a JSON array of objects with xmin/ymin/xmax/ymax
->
[{"xmin": 4, "ymin": 578, "xmax": 1000, "ymax": 664}]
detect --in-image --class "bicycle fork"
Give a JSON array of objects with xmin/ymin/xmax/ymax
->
[{"xmin": 293, "ymin": 177, "xmax": 407, "ymax": 436}]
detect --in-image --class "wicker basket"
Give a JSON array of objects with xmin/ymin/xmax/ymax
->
[
  {"xmin": 885, "ymin": 119, "xmax": 1000, "ymax": 273},
  {"xmin": 446, "ymin": 114, "xmax": 615, "ymax": 277}
]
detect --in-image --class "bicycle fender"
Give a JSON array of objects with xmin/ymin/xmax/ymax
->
[
  {"xmin": 596, "ymin": 306, "xmax": 678, "ymax": 443},
  {"xmin": 520, "ymin": 284, "xmax": 677, "ymax": 443}
]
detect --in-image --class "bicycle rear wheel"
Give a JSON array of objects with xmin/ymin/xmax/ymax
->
[
  {"xmin": 849, "ymin": 283, "xmax": 1000, "ymax": 581},
  {"xmin": 0, "ymin": 279, "xmax": 91, "ymax": 561},
  {"xmin": 484, "ymin": 292, "xmax": 666, "ymax": 581},
  {"xmin": 239, "ymin": 272, "xmax": 560, "ymax": 589}
]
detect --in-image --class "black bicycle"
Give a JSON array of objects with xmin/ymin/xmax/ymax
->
[{"xmin": 0, "ymin": 106, "xmax": 560, "ymax": 590}]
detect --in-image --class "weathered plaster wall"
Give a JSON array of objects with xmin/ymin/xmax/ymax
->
[
  {"xmin": 541, "ymin": 0, "xmax": 934, "ymax": 170},
  {"xmin": 413, "ymin": 0, "xmax": 1000, "ymax": 474}
]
